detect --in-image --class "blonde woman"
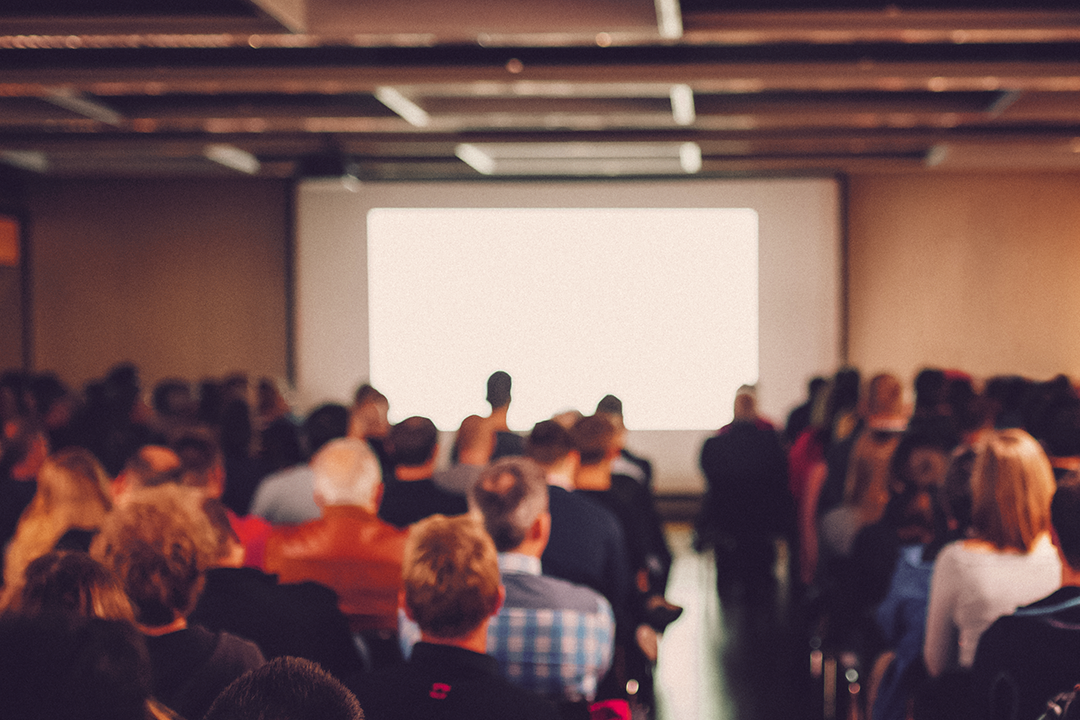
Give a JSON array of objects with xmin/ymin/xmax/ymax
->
[
  {"xmin": 923, "ymin": 428, "xmax": 1061, "ymax": 677},
  {"xmin": 3, "ymin": 448, "xmax": 113, "ymax": 591}
]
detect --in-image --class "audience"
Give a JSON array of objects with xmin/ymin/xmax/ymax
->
[
  {"xmin": 353, "ymin": 513, "xmax": 559, "ymax": 720},
  {"xmin": 10, "ymin": 358, "xmax": 1080, "ymax": 720}
]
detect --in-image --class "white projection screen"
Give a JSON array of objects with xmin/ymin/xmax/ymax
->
[{"xmin": 295, "ymin": 179, "xmax": 841, "ymax": 493}]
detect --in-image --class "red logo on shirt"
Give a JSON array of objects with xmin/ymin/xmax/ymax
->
[{"xmin": 430, "ymin": 683, "xmax": 451, "ymax": 699}]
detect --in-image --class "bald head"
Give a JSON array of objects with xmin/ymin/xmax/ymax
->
[{"xmin": 312, "ymin": 438, "xmax": 382, "ymax": 511}]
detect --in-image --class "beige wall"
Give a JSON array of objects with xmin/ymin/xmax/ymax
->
[
  {"xmin": 27, "ymin": 178, "xmax": 290, "ymax": 390},
  {"xmin": 847, "ymin": 171, "xmax": 1080, "ymax": 387}
]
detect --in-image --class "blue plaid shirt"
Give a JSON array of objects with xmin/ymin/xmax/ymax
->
[{"xmin": 399, "ymin": 553, "xmax": 615, "ymax": 703}]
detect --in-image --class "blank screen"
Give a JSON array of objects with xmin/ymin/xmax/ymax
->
[{"xmin": 367, "ymin": 207, "xmax": 758, "ymax": 431}]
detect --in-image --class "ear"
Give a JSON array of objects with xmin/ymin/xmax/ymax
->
[
  {"xmin": 533, "ymin": 511, "xmax": 552, "ymax": 547},
  {"xmin": 374, "ymin": 482, "xmax": 385, "ymax": 510},
  {"xmin": 490, "ymin": 584, "xmax": 506, "ymax": 618},
  {"xmin": 399, "ymin": 589, "xmax": 415, "ymax": 621}
]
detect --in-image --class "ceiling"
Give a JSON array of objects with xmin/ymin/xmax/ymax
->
[{"xmin": 3, "ymin": 0, "xmax": 1080, "ymax": 180}]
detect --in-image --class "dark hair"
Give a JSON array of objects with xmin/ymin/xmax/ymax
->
[
  {"xmin": 526, "ymin": 420, "xmax": 576, "ymax": 466},
  {"xmin": 1053, "ymin": 476, "xmax": 1080, "ymax": 569},
  {"xmin": 913, "ymin": 368, "xmax": 946, "ymax": 412},
  {"xmin": 11, "ymin": 551, "xmax": 135, "ymax": 622},
  {"xmin": 204, "ymin": 656, "xmax": 364, "ymax": 720},
  {"xmin": 0, "ymin": 614, "xmax": 154, "ymax": 720},
  {"xmin": 173, "ymin": 429, "xmax": 222, "ymax": 489},
  {"xmin": 152, "ymin": 378, "xmax": 191, "ymax": 418},
  {"xmin": 569, "ymin": 414, "xmax": 616, "ymax": 466},
  {"xmin": 387, "ymin": 416, "xmax": 438, "ymax": 467},
  {"xmin": 353, "ymin": 383, "xmax": 387, "ymax": 408},
  {"xmin": 486, "ymin": 371, "xmax": 512, "ymax": 409},
  {"xmin": 303, "ymin": 404, "xmax": 349, "ymax": 457},
  {"xmin": 469, "ymin": 457, "xmax": 549, "ymax": 552}
]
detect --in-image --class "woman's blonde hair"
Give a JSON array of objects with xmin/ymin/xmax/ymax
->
[
  {"xmin": 3, "ymin": 448, "xmax": 113, "ymax": 589},
  {"xmin": 969, "ymin": 428, "xmax": 1055, "ymax": 553}
]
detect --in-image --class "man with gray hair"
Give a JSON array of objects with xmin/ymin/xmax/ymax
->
[
  {"xmin": 470, "ymin": 456, "xmax": 616, "ymax": 713},
  {"xmin": 265, "ymin": 437, "xmax": 407, "ymax": 668}
]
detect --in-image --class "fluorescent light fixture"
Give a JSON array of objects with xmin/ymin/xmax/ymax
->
[
  {"xmin": 204, "ymin": 144, "xmax": 261, "ymax": 174},
  {"xmin": 455, "ymin": 142, "xmax": 703, "ymax": 176},
  {"xmin": 680, "ymin": 142, "xmax": 703, "ymax": 173},
  {"xmin": 0, "ymin": 150, "xmax": 48, "ymax": 173},
  {"xmin": 45, "ymin": 89, "xmax": 122, "ymax": 125},
  {"xmin": 655, "ymin": 0, "xmax": 683, "ymax": 39},
  {"xmin": 374, "ymin": 86, "xmax": 430, "ymax": 127},
  {"xmin": 670, "ymin": 84, "xmax": 696, "ymax": 126}
]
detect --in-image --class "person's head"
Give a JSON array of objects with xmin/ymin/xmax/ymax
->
[
  {"xmin": 303, "ymin": 403, "xmax": 350, "ymax": 458},
  {"xmin": 1043, "ymin": 399, "xmax": 1080, "ymax": 459},
  {"xmin": 202, "ymin": 498, "xmax": 244, "ymax": 567},
  {"xmin": 526, "ymin": 420, "xmax": 577, "ymax": 468},
  {"xmin": 733, "ymin": 385, "xmax": 758, "ymax": 421},
  {"xmin": 350, "ymin": 384, "xmax": 390, "ymax": 440},
  {"xmin": 152, "ymin": 378, "xmax": 193, "ymax": 420},
  {"xmin": 5, "ymin": 551, "xmax": 135, "ymax": 622},
  {"xmin": 387, "ymin": 416, "xmax": 438, "ymax": 468},
  {"xmin": 453, "ymin": 414, "xmax": 495, "ymax": 465},
  {"xmin": 115, "ymin": 445, "xmax": 182, "ymax": 497},
  {"xmin": 402, "ymin": 514, "xmax": 501, "ymax": 640},
  {"xmin": 204, "ymin": 656, "xmax": 365, "ymax": 720},
  {"xmin": 863, "ymin": 373, "xmax": 904, "ymax": 419},
  {"xmin": 0, "ymin": 613, "xmax": 156, "ymax": 720},
  {"xmin": 91, "ymin": 484, "xmax": 217, "ymax": 628},
  {"xmin": 469, "ymin": 457, "xmax": 549, "ymax": 553},
  {"xmin": 173, "ymin": 429, "xmax": 226, "ymax": 497},
  {"xmin": 913, "ymin": 368, "xmax": 947, "ymax": 414},
  {"xmin": 311, "ymin": 438, "xmax": 382, "ymax": 511},
  {"xmin": 486, "ymin": 371, "xmax": 512, "ymax": 410},
  {"xmin": 969, "ymin": 428, "xmax": 1056, "ymax": 553},
  {"xmin": 1051, "ymin": 476, "xmax": 1080, "ymax": 571},
  {"xmin": 32, "ymin": 447, "xmax": 113, "ymax": 518},
  {"xmin": 569, "ymin": 414, "xmax": 618, "ymax": 467}
]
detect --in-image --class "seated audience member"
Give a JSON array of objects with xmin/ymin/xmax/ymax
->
[
  {"xmin": 972, "ymin": 476, "xmax": 1080, "ymax": 720},
  {"xmin": 433, "ymin": 414, "xmax": 495, "ymax": 496},
  {"xmin": 265, "ymin": 438, "xmax": 407, "ymax": 667},
  {"xmin": 204, "ymin": 656, "xmax": 364, "ymax": 720},
  {"xmin": 255, "ymin": 376, "xmax": 303, "ymax": 475},
  {"xmin": 92, "ymin": 484, "xmax": 265, "ymax": 720},
  {"xmin": 111, "ymin": 443, "xmax": 182, "ymax": 500},
  {"xmin": 571, "ymin": 414, "xmax": 678, "ymax": 713},
  {"xmin": 0, "ymin": 418, "xmax": 49, "ymax": 556},
  {"xmin": 191, "ymin": 499, "xmax": 364, "ymax": 682},
  {"xmin": 0, "ymin": 613, "xmax": 175, "ymax": 720},
  {"xmin": 379, "ymin": 416, "xmax": 468, "ymax": 528},
  {"xmin": 470, "ymin": 456, "xmax": 615, "ymax": 711},
  {"xmin": 922, "ymin": 430, "xmax": 1059, "ymax": 686},
  {"xmin": 171, "ymin": 430, "xmax": 272, "ymax": 568},
  {"xmin": 2, "ymin": 447, "xmax": 113, "ymax": 592},
  {"xmin": 249, "ymin": 403, "xmax": 349, "ymax": 524},
  {"xmin": 353, "ymin": 514, "xmax": 559, "ymax": 720},
  {"xmin": 1, "ymin": 550, "xmax": 134, "ymax": 622},
  {"xmin": 595, "ymin": 395, "xmax": 653, "ymax": 490},
  {"xmin": 527, "ymin": 419, "xmax": 630, "ymax": 622},
  {"xmin": 348, "ymin": 384, "xmax": 391, "ymax": 449}
]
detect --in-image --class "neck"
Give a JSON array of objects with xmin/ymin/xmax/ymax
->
[
  {"xmin": 396, "ymin": 464, "xmax": 432, "ymax": 481},
  {"xmin": 1063, "ymin": 564, "xmax": 1080, "ymax": 587},
  {"xmin": 575, "ymin": 463, "xmax": 611, "ymax": 491},
  {"xmin": 488, "ymin": 407, "xmax": 509, "ymax": 430},
  {"xmin": 139, "ymin": 616, "xmax": 187, "ymax": 636},
  {"xmin": 421, "ymin": 620, "xmax": 489, "ymax": 654}
]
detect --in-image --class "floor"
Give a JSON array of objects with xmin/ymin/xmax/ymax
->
[{"xmin": 655, "ymin": 526, "xmax": 817, "ymax": 720}]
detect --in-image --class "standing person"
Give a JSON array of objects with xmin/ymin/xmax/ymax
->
[
  {"xmin": 352, "ymin": 514, "xmax": 559, "ymax": 720},
  {"xmin": 484, "ymin": 371, "xmax": 525, "ymax": 460},
  {"xmin": 697, "ymin": 385, "xmax": 794, "ymax": 601}
]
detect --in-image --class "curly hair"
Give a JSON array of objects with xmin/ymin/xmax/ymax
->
[{"xmin": 91, "ymin": 485, "xmax": 217, "ymax": 627}]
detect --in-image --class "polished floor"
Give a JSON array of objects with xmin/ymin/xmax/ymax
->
[{"xmin": 656, "ymin": 526, "xmax": 816, "ymax": 720}]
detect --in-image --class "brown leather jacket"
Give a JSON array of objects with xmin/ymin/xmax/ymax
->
[{"xmin": 265, "ymin": 505, "xmax": 407, "ymax": 633}]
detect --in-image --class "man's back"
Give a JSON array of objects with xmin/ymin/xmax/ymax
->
[{"xmin": 265, "ymin": 505, "xmax": 406, "ymax": 633}]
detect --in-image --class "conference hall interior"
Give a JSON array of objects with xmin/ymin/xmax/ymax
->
[{"xmin": 3, "ymin": 1, "xmax": 1080, "ymax": 719}]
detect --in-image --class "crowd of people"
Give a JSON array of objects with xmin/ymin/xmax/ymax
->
[
  {"xmin": 0, "ymin": 365, "xmax": 676, "ymax": 720},
  {"xmin": 697, "ymin": 368, "xmax": 1080, "ymax": 720}
]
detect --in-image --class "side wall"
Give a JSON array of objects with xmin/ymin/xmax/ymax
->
[
  {"xmin": 26, "ymin": 178, "xmax": 290, "ymax": 390},
  {"xmin": 847, "ymin": 171, "xmax": 1080, "ymax": 385}
]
